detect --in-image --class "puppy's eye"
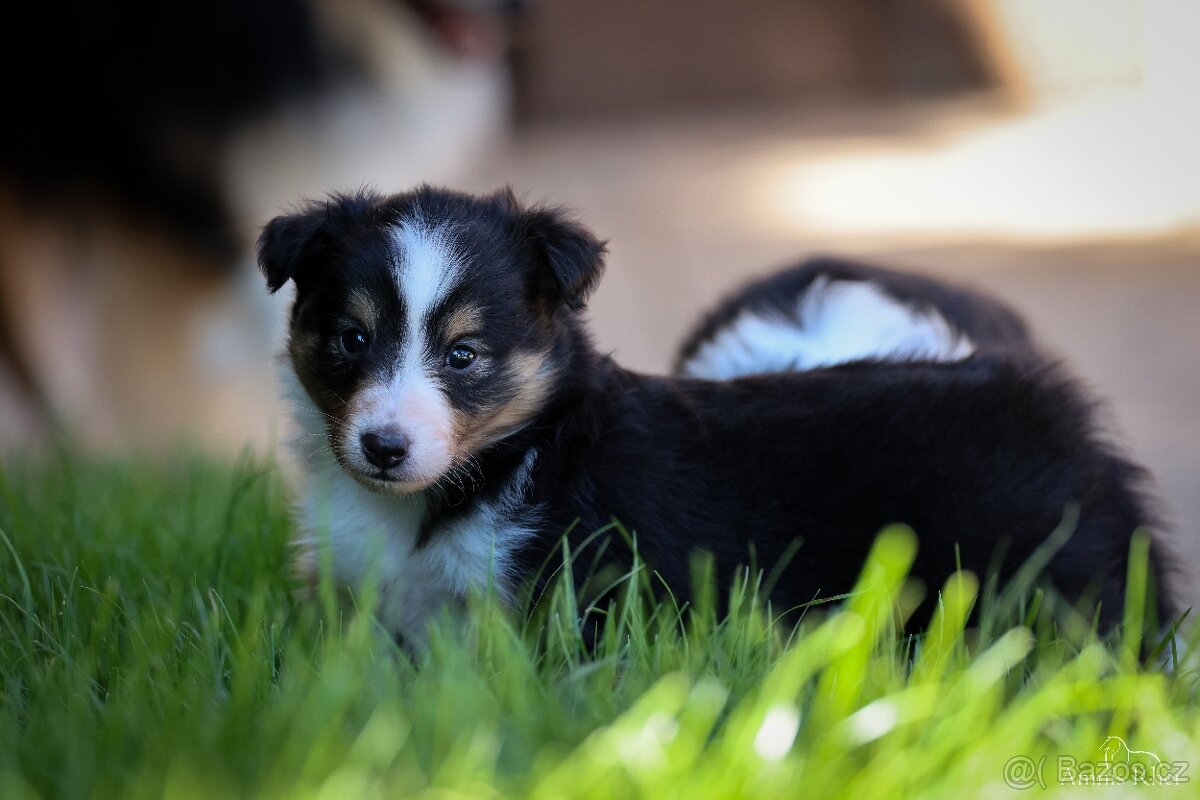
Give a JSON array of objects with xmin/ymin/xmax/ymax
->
[
  {"xmin": 446, "ymin": 344, "xmax": 476, "ymax": 370},
  {"xmin": 339, "ymin": 328, "xmax": 369, "ymax": 355}
]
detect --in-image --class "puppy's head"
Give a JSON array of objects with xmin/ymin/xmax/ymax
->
[{"xmin": 258, "ymin": 186, "xmax": 605, "ymax": 494}]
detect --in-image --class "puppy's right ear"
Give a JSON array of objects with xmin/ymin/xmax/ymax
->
[
  {"xmin": 257, "ymin": 193, "xmax": 375, "ymax": 293},
  {"xmin": 256, "ymin": 209, "xmax": 327, "ymax": 293}
]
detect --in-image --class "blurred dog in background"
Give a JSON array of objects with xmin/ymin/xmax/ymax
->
[{"xmin": 0, "ymin": 0, "xmax": 513, "ymax": 450}]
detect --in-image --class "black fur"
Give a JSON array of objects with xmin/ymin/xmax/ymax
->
[
  {"xmin": 257, "ymin": 193, "xmax": 380, "ymax": 294},
  {"xmin": 515, "ymin": 200, "xmax": 608, "ymax": 311},
  {"xmin": 517, "ymin": 355, "xmax": 1172, "ymax": 631}
]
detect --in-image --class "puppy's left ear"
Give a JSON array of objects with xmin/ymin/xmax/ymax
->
[{"xmin": 518, "ymin": 202, "xmax": 607, "ymax": 311}]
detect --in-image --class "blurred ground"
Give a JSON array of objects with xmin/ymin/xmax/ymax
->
[{"xmin": 465, "ymin": 96, "xmax": 1200, "ymax": 607}]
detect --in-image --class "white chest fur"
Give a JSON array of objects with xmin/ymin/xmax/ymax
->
[{"xmin": 282, "ymin": 372, "xmax": 539, "ymax": 645}]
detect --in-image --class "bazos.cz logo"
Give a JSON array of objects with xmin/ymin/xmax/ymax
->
[{"xmin": 1003, "ymin": 736, "xmax": 1190, "ymax": 789}]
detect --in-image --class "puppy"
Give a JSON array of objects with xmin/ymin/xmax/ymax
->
[{"xmin": 258, "ymin": 186, "xmax": 1173, "ymax": 646}]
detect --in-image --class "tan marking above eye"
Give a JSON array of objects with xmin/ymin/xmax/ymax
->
[
  {"xmin": 451, "ymin": 351, "xmax": 556, "ymax": 456},
  {"xmin": 347, "ymin": 291, "xmax": 381, "ymax": 331},
  {"xmin": 443, "ymin": 305, "xmax": 484, "ymax": 344}
]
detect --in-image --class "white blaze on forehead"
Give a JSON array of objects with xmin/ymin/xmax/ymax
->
[
  {"xmin": 389, "ymin": 217, "xmax": 463, "ymax": 334},
  {"xmin": 343, "ymin": 218, "xmax": 464, "ymax": 484}
]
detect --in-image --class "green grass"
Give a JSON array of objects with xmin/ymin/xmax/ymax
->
[{"xmin": 1, "ymin": 452, "xmax": 1197, "ymax": 799}]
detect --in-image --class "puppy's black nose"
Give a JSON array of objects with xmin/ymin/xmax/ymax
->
[{"xmin": 360, "ymin": 430, "xmax": 410, "ymax": 470}]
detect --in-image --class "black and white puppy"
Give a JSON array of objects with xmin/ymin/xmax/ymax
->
[{"xmin": 258, "ymin": 186, "xmax": 1173, "ymax": 646}]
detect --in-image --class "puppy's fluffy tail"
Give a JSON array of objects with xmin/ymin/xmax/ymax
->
[{"xmin": 675, "ymin": 256, "xmax": 1030, "ymax": 379}]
